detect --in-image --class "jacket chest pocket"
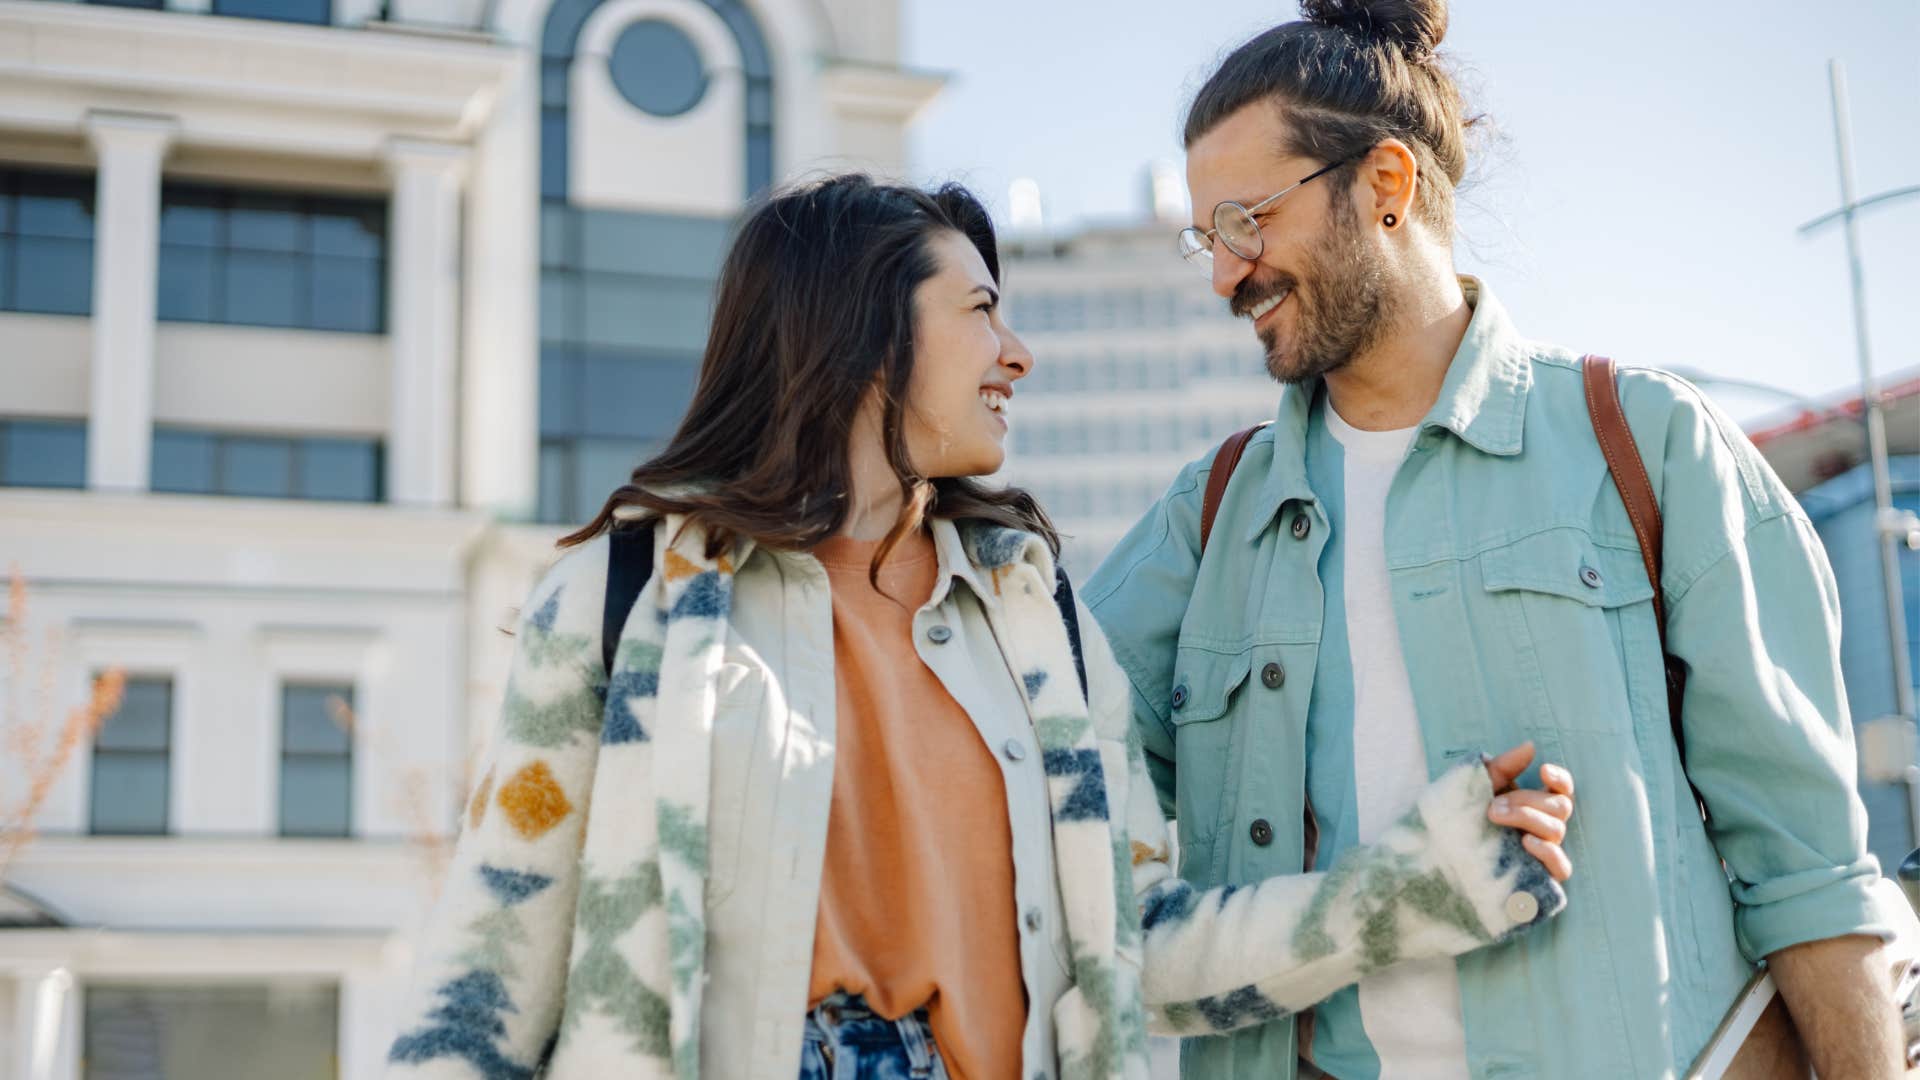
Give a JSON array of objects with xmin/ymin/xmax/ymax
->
[
  {"xmin": 705, "ymin": 659, "xmax": 770, "ymax": 908},
  {"xmin": 1478, "ymin": 529, "xmax": 1655, "ymax": 736},
  {"xmin": 1167, "ymin": 645, "xmax": 1254, "ymax": 876}
]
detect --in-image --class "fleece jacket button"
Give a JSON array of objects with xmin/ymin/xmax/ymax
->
[{"xmin": 1506, "ymin": 891, "xmax": 1540, "ymax": 923}]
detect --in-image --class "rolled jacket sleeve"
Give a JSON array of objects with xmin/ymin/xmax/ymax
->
[{"xmin": 1654, "ymin": 378, "xmax": 1888, "ymax": 962}]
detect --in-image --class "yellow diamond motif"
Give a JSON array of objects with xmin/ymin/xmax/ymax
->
[{"xmin": 497, "ymin": 760, "xmax": 572, "ymax": 840}]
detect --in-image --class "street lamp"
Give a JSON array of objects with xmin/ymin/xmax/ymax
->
[{"xmin": 1799, "ymin": 59, "xmax": 1920, "ymax": 843}]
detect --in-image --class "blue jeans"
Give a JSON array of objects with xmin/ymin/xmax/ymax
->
[{"xmin": 799, "ymin": 992, "xmax": 950, "ymax": 1080}]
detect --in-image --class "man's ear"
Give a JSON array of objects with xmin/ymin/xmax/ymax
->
[{"xmin": 1357, "ymin": 139, "xmax": 1419, "ymax": 229}]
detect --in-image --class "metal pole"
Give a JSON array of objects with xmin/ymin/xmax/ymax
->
[{"xmin": 1827, "ymin": 59, "xmax": 1920, "ymax": 842}]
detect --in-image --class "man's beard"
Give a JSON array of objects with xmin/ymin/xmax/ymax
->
[{"xmin": 1232, "ymin": 199, "xmax": 1396, "ymax": 385}]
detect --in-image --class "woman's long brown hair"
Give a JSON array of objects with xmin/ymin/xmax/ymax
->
[{"xmin": 558, "ymin": 174, "xmax": 1058, "ymax": 580}]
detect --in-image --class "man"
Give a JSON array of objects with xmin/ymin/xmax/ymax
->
[{"xmin": 1083, "ymin": 2, "xmax": 1900, "ymax": 1076}]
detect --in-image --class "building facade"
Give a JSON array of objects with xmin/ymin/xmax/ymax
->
[
  {"xmin": 999, "ymin": 221, "xmax": 1277, "ymax": 580},
  {"xmin": 0, "ymin": 0, "xmax": 938, "ymax": 1074}
]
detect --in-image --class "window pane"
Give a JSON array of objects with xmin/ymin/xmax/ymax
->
[
  {"xmin": 581, "ymin": 352, "xmax": 699, "ymax": 439},
  {"xmin": 580, "ymin": 275, "xmax": 711, "ymax": 351},
  {"xmin": 226, "ymin": 192, "xmax": 303, "ymax": 252},
  {"xmin": 221, "ymin": 437, "xmax": 295, "ymax": 498},
  {"xmin": 299, "ymin": 438, "xmax": 379, "ymax": 501},
  {"xmin": 13, "ymin": 174, "xmax": 93, "ymax": 239},
  {"xmin": 308, "ymin": 255, "xmax": 381, "ymax": 333},
  {"xmin": 540, "ymin": 272, "xmax": 577, "ymax": 346},
  {"xmin": 577, "ymin": 211, "xmax": 728, "ymax": 279},
  {"xmin": 84, "ymin": 983, "xmax": 339, "ymax": 1079},
  {"xmin": 157, "ymin": 245, "xmax": 218, "ymax": 323},
  {"xmin": 283, "ymin": 684, "xmax": 352, "ymax": 754},
  {"xmin": 0, "ymin": 237, "xmax": 10, "ymax": 308},
  {"xmin": 572, "ymin": 439, "xmax": 647, "ymax": 525},
  {"xmin": 159, "ymin": 187, "xmax": 223, "ymax": 247},
  {"xmin": 151, "ymin": 430, "xmax": 217, "ymax": 494},
  {"xmin": 89, "ymin": 753, "xmax": 168, "ymax": 834},
  {"xmin": 308, "ymin": 200, "xmax": 383, "ymax": 259},
  {"xmin": 539, "ymin": 348, "xmax": 582, "ymax": 436},
  {"xmin": 212, "ymin": 0, "xmax": 331, "ymax": 23},
  {"xmin": 606, "ymin": 19, "xmax": 708, "ymax": 118},
  {"xmin": 280, "ymin": 757, "xmax": 351, "ymax": 836},
  {"xmin": 538, "ymin": 441, "xmax": 569, "ymax": 523},
  {"xmin": 99, "ymin": 678, "xmax": 172, "ymax": 751},
  {"xmin": 540, "ymin": 106, "xmax": 568, "ymax": 200},
  {"xmin": 0, "ymin": 185, "xmax": 13, "ymax": 233},
  {"xmin": 2, "ymin": 420, "xmax": 86, "ymax": 488},
  {"xmin": 12, "ymin": 236, "xmax": 92, "ymax": 316},
  {"xmin": 221, "ymin": 251, "xmax": 303, "ymax": 329}
]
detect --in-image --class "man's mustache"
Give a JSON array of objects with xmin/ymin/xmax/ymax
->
[{"xmin": 1230, "ymin": 273, "xmax": 1298, "ymax": 319}]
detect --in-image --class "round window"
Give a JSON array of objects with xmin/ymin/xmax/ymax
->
[{"xmin": 608, "ymin": 19, "xmax": 708, "ymax": 118}]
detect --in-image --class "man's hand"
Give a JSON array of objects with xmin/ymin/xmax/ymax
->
[
  {"xmin": 1483, "ymin": 742, "xmax": 1575, "ymax": 882},
  {"xmin": 1769, "ymin": 933, "xmax": 1905, "ymax": 1078}
]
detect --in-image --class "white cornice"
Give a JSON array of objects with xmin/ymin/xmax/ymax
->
[
  {"xmin": 0, "ymin": 488, "xmax": 494, "ymax": 595},
  {"xmin": 817, "ymin": 60, "xmax": 947, "ymax": 123},
  {"xmin": 0, "ymin": 0, "xmax": 520, "ymax": 157}
]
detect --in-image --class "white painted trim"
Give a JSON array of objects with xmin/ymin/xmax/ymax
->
[{"xmin": 0, "ymin": 0, "xmax": 517, "ymax": 157}]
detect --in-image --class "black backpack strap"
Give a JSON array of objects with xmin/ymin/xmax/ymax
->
[
  {"xmin": 602, "ymin": 522, "xmax": 654, "ymax": 678},
  {"xmin": 1053, "ymin": 564, "xmax": 1089, "ymax": 703}
]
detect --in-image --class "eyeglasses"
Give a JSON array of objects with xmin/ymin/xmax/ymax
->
[{"xmin": 1176, "ymin": 156, "xmax": 1357, "ymax": 273}]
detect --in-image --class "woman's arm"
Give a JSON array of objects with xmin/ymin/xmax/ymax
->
[
  {"xmin": 387, "ymin": 545, "xmax": 612, "ymax": 1077},
  {"xmin": 1127, "ymin": 747, "xmax": 1565, "ymax": 1035},
  {"xmin": 1075, "ymin": 599, "xmax": 1569, "ymax": 1038}
]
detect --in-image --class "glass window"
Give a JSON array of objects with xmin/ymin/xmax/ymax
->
[
  {"xmin": 90, "ymin": 676, "xmax": 170, "ymax": 835},
  {"xmin": 581, "ymin": 352, "xmax": 700, "ymax": 439},
  {"xmin": 607, "ymin": 20, "xmax": 708, "ymax": 118},
  {"xmin": 299, "ymin": 437, "xmax": 380, "ymax": 501},
  {"xmin": 280, "ymin": 683, "xmax": 352, "ymax": 837},
  {"xmin": 308, "ymin": 255, "xmax": 382, "ymax": 333},
  {"xmin": 210, "ymin": 0, "xmax": 330, "ymax": 25},
  {"xmin": 0, "ymin": 419, "xmax": 86, "ymax": 488},
  {"xmin": 223, "ymin": 436, "xmax": 295, "ymax": 498},
  {"xmin": 152, "ymin": 428, "xmax": 382, "ymax": 502},
  {"xmin": 158, "ymin": 183, "xmax": 384, "ymax": 333},
  {"xmin": 151, "ymin": 430, "xmax": 217, "ymax": 494},
  {"xmin": 84, "ymin": 982, "xmax": 339, "ymax": 1080},
  {"xmin": 157, "ymin": 245, "xmax": 218, "ymax": 323},
  {"xmin": 1, "ymin": 168, "xmax": 95, "ymax": 316}
]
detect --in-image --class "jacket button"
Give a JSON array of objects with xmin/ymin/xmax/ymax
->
[
  {"xmin": 1291, "ymin": 513, "xmax": 1311, "ymax": 540},
  {"xmin": 1249, "ymin": 818, "xmax": 1273, "ymax": 846},
  {"xmin": 1002, "ymin": 738, "xmax": 1028, "ymax": 762},
  {"xmin": 1505, "ymin": 891, "xmax": 1540, "ymax": 923},
  {"xmin": 927, "ymin": 624, "xmax": 953, "ymax": 644},
  {"xmin": 1170, "ymin": 683, "xmax": 1189, "ymax": 709},
  {"xmin": 1024, "ymin": 906, "xmax": 1044, "ymax": 932},
  {"xmin": 1261, "ymin": 662, "xmax": 1285, "ymax": 689},
  {"xmin": 1578, "ymin": 565, "xmax": 1603, "ymax": 589}
]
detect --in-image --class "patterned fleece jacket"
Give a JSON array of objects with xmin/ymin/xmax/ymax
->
[{"xmin": 385, "ymin": 516, "xmax": 1566, "ymax": 1080}]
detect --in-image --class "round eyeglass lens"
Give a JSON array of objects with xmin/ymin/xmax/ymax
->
[{"xmin": 1214, "ymin": 203, "xmax": 1263, "ymax": 260}]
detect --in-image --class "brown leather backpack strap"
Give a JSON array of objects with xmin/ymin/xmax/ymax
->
[
  {"xmin": 1200, "ymin": 422, "xmax": 1271, "ymax": 553},
  {"xmin": 1583, "ymin": 355, "xmax": 1699, "ymax": 811},
  {"xmin": 1582, "ymin": 356, "xmax": 1668, "ymax": 637}
]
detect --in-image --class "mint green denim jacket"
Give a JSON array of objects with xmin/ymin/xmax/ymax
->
[{"xmin": 1084, "ymin": 279, "xmax": 1888, "ymax": 1078}]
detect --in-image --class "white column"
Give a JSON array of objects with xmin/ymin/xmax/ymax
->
[
  {"xmin": 85, "ymin": 112, "xmax": 176, "ymax": 494},
  {"xmin": 10, "ymin": 969, "xmax": 76, "ymax": 1080},
  {"xmin": 383, "ymin": 140, "xmax": 468, "ymax": 509},
  {"xmin": 460, "ymin": 53, "xmax": 539, "ymax": 521}
]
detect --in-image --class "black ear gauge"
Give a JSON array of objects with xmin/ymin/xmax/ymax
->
[{"xmin": 1383, "ymin": 212, "xmax": 1398, "ymax": 228}]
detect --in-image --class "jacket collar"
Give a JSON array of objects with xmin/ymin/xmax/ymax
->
[{"xmin": 1244, "ymin": 276, "xmax": 1531, "ymax": 543}]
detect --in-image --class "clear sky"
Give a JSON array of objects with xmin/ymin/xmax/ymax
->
[{"xmin": 901, "ymin": 0, "xmax": 1920, "ymax": 420}]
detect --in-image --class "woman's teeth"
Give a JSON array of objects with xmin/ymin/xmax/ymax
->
[
  {"xmin": 980, "ymin": 389, "xmax": 1009, "ymax": 414},
  {"xmin": 1249, "ymin": 289, "xmax": 1290, "ymax": 320}
]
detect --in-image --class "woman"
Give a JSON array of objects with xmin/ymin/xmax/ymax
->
[{"xmin": 385, "ymin": 174, "xmax": 1575, "ymax": 1080}]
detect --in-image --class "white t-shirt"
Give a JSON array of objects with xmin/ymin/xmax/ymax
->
[{"xmin": 1326, "ymin": 402, "xmax": 1471, "ymax": 1080}]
